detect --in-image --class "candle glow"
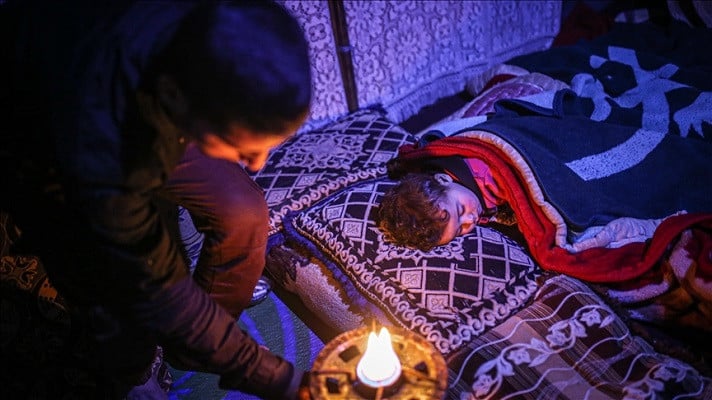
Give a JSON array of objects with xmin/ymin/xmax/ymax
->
[{"xmin": 355, "ymin": 327, "xmax": 402, "ymax": 388}]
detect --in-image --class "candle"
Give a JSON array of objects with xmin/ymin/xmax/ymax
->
[
  {"xmin": 355, "ymin": 327, "xmax": 402, "ymax": 388},
  {"xmin": 310, "ymin": 326, "xmax": 448, "ymax": 399}
]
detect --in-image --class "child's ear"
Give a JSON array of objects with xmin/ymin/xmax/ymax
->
[{"xmin": 433, "ymin": 173, "xmax": 453, "ymax": 185}]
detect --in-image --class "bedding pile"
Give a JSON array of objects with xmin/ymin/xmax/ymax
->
[
  {"xmin": 406, "ymin": 19, "xmax": 712, "ymax": 332},
  {"xmin": 252, "ymin": 19, "xmax": 711, "ymax": 400},
  {"xmin": 2, "ymin": 5, "xmax": 710, "ymax": 399}
]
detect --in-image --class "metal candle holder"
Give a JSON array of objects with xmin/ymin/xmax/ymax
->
[{"xmin": 309, "ymin": 326, "xmax": 447, "ymax": 400}]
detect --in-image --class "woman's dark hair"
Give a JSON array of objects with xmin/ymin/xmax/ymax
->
[{"xmin": 154, "ymin": 1, "xmax": 311, "ymax": 135}]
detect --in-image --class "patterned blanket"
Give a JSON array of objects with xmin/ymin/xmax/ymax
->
[
  {"xmin": 446, "ymin": 275, "xmax": 712, "ymax": 399},
  {"xmin": 396, "ymin": 135, "xmax": 712, "ymax": 284},
  {"xmin": 395, "ymin": 21, "xmax": 712, "ymax": 342},
  {"xmin": 501, "ymin": 20, "xmax": 712, "ymax": 232},
  {"xmin": 400, "ymin": 20, "xmax": 712, "ymax": 282}
]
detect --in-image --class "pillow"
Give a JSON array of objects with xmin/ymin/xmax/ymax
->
[
  {"xmin": 265, "ymin": 244, "xmax": 371, "ymax": 334},
  {"xmin": 251, "ymin": 108, "xmax": 415, "ymax": 235},
  {"xmin": 280, "ymin": 177, "xmax": 541, "ymax": 354},
  {"xmin": 458, "ymin": 72, "xmax": 568, "ymax": 118}
]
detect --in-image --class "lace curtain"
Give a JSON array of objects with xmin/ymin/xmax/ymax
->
[{"xmin": 281, "ymin": 0, "xmax": 562, "ymax": 129}]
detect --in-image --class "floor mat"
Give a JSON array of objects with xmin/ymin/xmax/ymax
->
[{"xmin": 167, "ymin": 291, "xmax": 324, "ymax": 400}]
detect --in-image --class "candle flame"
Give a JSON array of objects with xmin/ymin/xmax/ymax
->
[{"xmin": 356, "ymin": 327, "xmax": 402, "ymax": 387}]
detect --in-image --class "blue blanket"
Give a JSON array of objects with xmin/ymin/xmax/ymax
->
[{"xmin": 473, "ymin": 21, "xmax": 712, "ymax": 231}]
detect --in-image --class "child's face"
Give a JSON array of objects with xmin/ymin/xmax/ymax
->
[
  {"xmin": 436, "ymin": 181, "xmax": 483, "ymax": 245},
  {"xmin": 194, "ymin": 115, "xmax": 305, "ymax": 172}
]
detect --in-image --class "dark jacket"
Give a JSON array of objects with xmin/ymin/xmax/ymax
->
[{"xmin": 3, "ymin": 2, "xmax": 300, "ymax": 398}]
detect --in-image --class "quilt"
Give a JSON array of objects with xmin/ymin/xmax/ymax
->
[
  {"xmin": 393, "ymin": 21, "xmax": 712, "ymax": 340},
  {"xmin": 446, "ymin": 275, "xmax": 712, "ymax": 400},
  {"xmin": 398, "ymin": 20, "xmax": 712, "ymax": 281}
]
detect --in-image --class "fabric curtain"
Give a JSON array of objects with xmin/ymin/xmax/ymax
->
[{"xmin": 282, "ymin": 0, "xmax": 562, "ymax": 129}]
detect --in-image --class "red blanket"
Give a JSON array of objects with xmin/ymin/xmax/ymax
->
[{"xmin": 396, "ymin": 136, "xmax": 712, "ymax": 285}]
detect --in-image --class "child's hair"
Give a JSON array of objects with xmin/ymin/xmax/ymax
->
[
  {"xmin": 377, "ymin": 173, "xmax": 449, "ymax": 252},
  {"xmin": 152, "ymin": 1, "xmax": 312, "ymax": 136}
]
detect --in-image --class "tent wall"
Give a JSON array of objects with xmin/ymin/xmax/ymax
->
[{"xmin": 281, "ymin": 0, "xmax": 562, "ymax": 130}]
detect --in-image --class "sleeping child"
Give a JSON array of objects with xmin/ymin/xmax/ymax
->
[
  {"xmin": 377, "ymin": 139, "xmax": 669, "ymax": 256},
  {"xmin": 377, "ymin": 155, "xmax": 517, "ymax": 252}
]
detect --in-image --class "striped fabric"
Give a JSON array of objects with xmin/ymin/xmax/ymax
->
[{"xmin": 446, "ymin": 275, "xmax": 712, "ymax": 399}]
